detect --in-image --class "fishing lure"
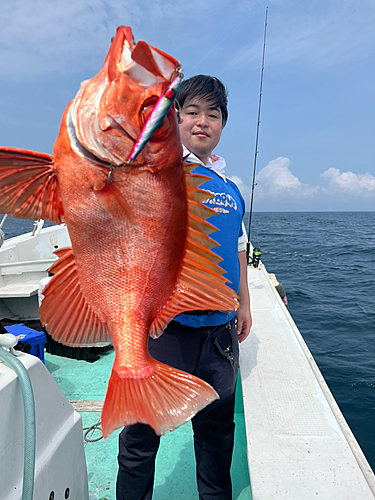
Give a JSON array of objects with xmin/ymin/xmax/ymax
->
[
  {"xmin": 127, "ymin": 66, "xmax": 183, "ymax": 163},
  {"xmin": 106, "ymin": 65, "xmax": 183, "ymax": 185}
]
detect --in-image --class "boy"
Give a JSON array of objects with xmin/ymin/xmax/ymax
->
[{"xmin": 117, "ymin": 75, "xmax": 251, "ymax": 500}]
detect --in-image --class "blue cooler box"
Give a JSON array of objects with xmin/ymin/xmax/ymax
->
[{"xmin": 5, "ymin": 324, "xmax": 46, "ymax": 363}]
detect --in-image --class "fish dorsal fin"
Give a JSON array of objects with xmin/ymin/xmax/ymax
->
[
  {"xmin": 39, "ymin": 247, "xmax": 112, "ymax": 346},
  {"xmin": 150, "ymin": 163, "xmax": 239, "ymax": 338},
  {"xmin": 0, "ymin": 148, "xmax": 64, "ymax": 223}
]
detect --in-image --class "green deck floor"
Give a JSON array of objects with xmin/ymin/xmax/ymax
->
[{"xmin": 45, "ymin": 350, "xmax": 252, "ymax": 500}]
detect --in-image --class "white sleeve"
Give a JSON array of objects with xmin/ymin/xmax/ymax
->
[{"xmin": 238, "ymin": 233, "xmax": 246, "ymax": 253}]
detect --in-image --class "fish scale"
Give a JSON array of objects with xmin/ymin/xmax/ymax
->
[{"xmin": 0, "ymin": 25, "xmax": 239, "ymax": 438}]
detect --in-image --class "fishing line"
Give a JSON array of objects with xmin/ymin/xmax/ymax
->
[
  {"xmin": 246, "ymin": 6, "xmax": 268, "ymax": 265},
  {"xmin": 181, "ymin": 4, "xmax": 269, "ymax": 265}
]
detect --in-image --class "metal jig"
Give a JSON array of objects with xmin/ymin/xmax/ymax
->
[
  {"xmin": 106, "ymin": 65, "xmax": 183, "ymax": 185},
  {"xmin": 126, "ymin": 65, "xmax": 183, "ymax": 163}
]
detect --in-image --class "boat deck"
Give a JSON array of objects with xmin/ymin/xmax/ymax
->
[
  {"xmin": 44, "ymin": 349, "xmax": 252, "ymax": 500},
  {"xmin": 3, "ymin": 222, "xmax": 375, "ymax": 498},
  {"xmin": 242, "ymin": 263, "xmax": 375, "ymax": 499}
]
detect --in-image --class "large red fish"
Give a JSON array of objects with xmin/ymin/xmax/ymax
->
[{"xmin": 0, "ymin": 26, "xmax": 238, "ymax": 437}]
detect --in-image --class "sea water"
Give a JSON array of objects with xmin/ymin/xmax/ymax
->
[
  {"xmin": 245, "ymin": 211, "xmax": 375, "ymax": 471},
  {"xmin": 2, "ymin": 212, "xmax": 375, "ymax": 472}
]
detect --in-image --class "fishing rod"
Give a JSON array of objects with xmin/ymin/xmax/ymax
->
[{"xmin": 246, "ymin": 6, "xmax": 268, "ymax": 266}]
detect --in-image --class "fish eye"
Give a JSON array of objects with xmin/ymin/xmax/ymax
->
[
  {"xmin": 139, "ymin": 96, "xmax": 172, "ymax": 140},
  {"xmin": 140, "ymin": 96, "xmax": 159, "ymax": 127}
]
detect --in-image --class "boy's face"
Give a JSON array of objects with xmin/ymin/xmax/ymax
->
[{"xmin": 178, "ymin": 97, "xmax": 223, "ymax": 164}]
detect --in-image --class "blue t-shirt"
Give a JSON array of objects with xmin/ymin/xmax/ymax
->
[{"xmin": 174, "ymin": 164, "xmax": 245, "ymax": 327}]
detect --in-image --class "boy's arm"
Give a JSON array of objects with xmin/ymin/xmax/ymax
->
[{"xmin": 236, "ymin": 250, "xmax": 252, "ymax": 343}]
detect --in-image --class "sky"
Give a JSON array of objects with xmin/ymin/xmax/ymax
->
[{"xmin": 0, "ymin": 0, "xmax": 374, "ymax": 211}]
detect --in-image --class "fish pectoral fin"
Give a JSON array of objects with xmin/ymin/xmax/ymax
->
[
  {"xmin": 94, "ymin": 182, "xmax": 136, "ymax": 224},
  {"xmin": 0, "ymin": 147, "xmax": 64, "ymax": 223},
  {"xmin": 101, "ymin": 361, "xmax": 219, "ymax": 438},
  {"xmin": 39, "ymin": 247, "xmax": 112, "ymax": 346},
  {"xmin": 150, "ymin": 163, "xmax": 239, "ymax": 338}
]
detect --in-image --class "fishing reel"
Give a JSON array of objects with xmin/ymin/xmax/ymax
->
[
  {"xmin": 251, "ymin": 248, "xmax": 261, "ymax": 268},
  {"xmin": 246, "ymin": 243, "xmax": 261, "ymax": 268}
]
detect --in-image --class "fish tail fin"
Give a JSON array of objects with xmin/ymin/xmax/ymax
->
[{"xmin": 101, "ymin": 361, "xmax": 218, "ymax": 438}]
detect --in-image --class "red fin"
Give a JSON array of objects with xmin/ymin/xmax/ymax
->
[
  {"xmin": 131, "ymin": 40, "xmax": 177, "ymax": 80},
  {"xmin": 0, "ymin": 147, "xmax": 63, "ymax": 223},
  {"xmin": 150, "ymin": 165, "xmax": 239, "ymax": 338},
  {"xmin": 39, "ymin": 247, "xmax": 111, "ymax": 346},
  {"xmin": 94, "ymin": 183, "xmax": 136, "ymax": 223},
  {"xmin": 101, "ymin": 361, "xmax": 219, "ymax": 438}
]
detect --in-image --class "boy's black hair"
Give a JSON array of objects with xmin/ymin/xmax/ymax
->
[{"xmin": 176, "ymin": 75, "xmax": 228, "ymax": 127}]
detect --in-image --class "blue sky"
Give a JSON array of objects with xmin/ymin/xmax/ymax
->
[{"xmin": 0, "ymin": 0, "xmax": 374, "ymax": 211}]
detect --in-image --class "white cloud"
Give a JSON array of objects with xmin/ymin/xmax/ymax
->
[
  {"xmin": 0, "ymin": 0, "xmax": 231, "ymax": 77},
  {"xmin": 257, "ymin": 157, "xmax": 300, "ymax": 191},
  {"xmin": 228, "ymin": 175, "xmax": 251, "ymax": 203},
  {"xmin": 242, "ymin": 157, "xmax": 375, "ymax": 207},
  {"xmin": 255, "ymin": 157, "xmax": 319, "ymax": 197},
  {"xmin": 3, "ymin": 0, "xmax": 374, "ymax": 80},
  {"xmin": 321, "ymin": 168, "xmax": 375, "ymax": 195},
  {"xmin": 0, "ymin": 0, "xmax": 135, "ymax": 76}
]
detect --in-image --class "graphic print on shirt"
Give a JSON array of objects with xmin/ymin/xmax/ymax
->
[{"xmin": 201, "ymin": 189, "xmax": 238, "ymax": 214}]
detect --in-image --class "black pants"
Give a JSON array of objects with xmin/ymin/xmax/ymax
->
[{"xmin": 116, "ymin": 318, "xmax": 239, "ymax": 500}]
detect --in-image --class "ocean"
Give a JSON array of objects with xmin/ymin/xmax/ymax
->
[
  {"xmin": 244, "ymin": 211, "xmax": 375, "ymax": 471},
  {"xmin": 1, "ymin": 212, "xmax": 375, "ymax": 471}
]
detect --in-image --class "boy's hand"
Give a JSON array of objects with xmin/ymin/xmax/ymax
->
[
  {"xmin": 236, "ymin": 305, "xmax": 252, "ymax": 343},
  {"xmin": 236, "ymin": 250, "xmax": 252, "ymax": 343}
]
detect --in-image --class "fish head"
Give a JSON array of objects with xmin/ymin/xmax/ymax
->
[{"xmin": 68, "ymin": 26, "xmax": 182, "ymax": 168}]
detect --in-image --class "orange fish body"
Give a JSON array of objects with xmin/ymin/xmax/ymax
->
[{"xmin": 0, "ymin": 27, "xmax": 238, "ymax": 437}]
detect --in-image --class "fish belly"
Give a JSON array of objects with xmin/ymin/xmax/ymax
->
[{"xmin": 58, "ymin": 153, "xmax": 187, "ymax": 358}]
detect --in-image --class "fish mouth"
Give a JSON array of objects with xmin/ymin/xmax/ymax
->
[
  {"xmin": 104, "ymin": 28, "xmax": 181, "ymax": 148},
  {"xmin": 115, "ymin": 28, "xmax": 179, "ymax": 86},
  {"xmin": 69, "ymin": 26, "xmax": 180, "ymax": 167}
]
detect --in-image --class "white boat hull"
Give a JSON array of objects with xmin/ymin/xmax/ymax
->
[{"xmin": 0, "ymin": 224, "xmax": 70, "ymax": 321}]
